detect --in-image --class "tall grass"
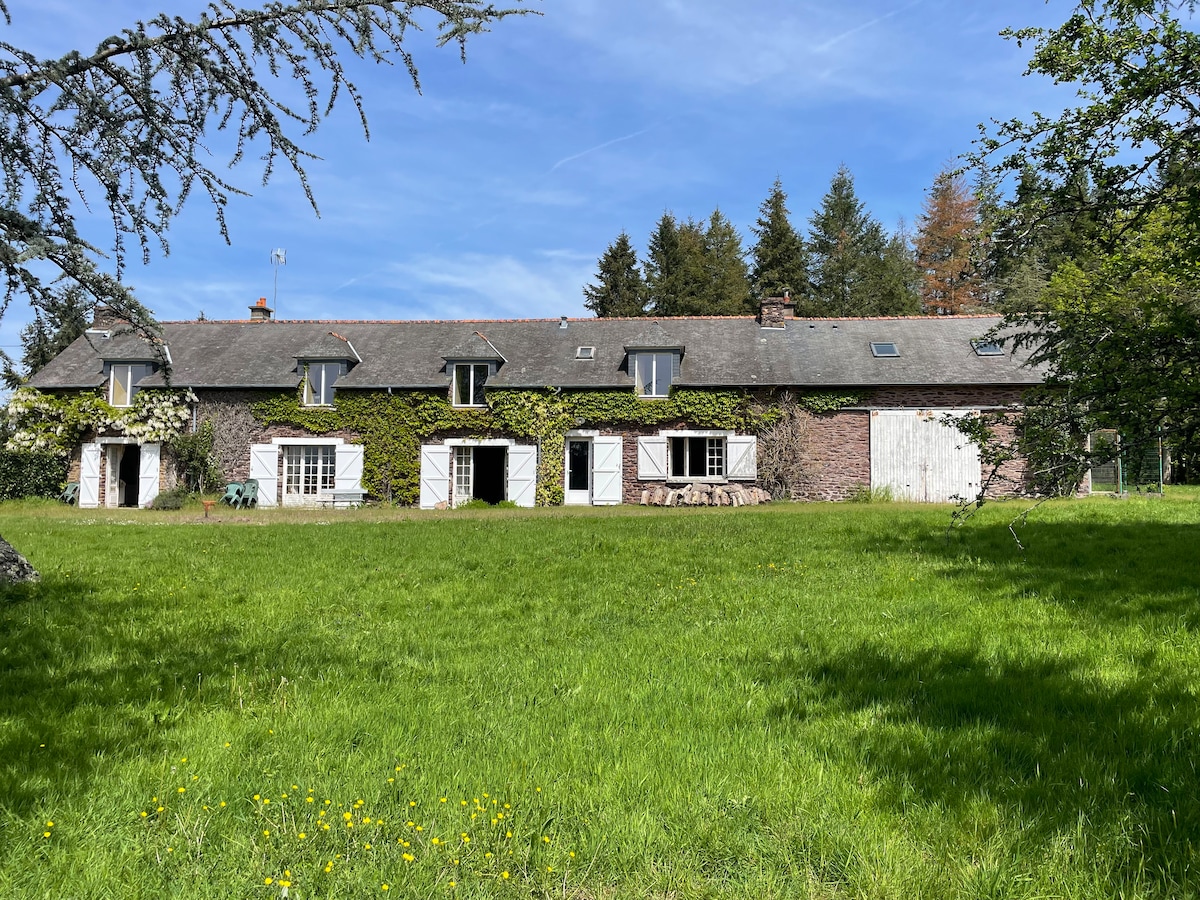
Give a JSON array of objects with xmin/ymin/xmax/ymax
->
[{"xmin": 1, "ymin": 495, "xmax": 1199, "ymax": 898}]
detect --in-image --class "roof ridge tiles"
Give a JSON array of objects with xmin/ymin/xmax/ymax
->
[{"xmin": 158, "ymin": 312, "xmax": 1002, "ymax": 326}]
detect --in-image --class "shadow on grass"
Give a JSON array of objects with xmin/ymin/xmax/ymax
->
[{"xmin": 0, "ymin": 577, "xmax": 247, "ymax": 818}]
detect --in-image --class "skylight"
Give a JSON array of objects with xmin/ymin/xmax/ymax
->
[
  {"xmin": 870, "ymin": 342, "xmax": 899, "ymax": 358},
  {"xmin": 576, "ymin": 346, "xmax": 595, "ymax": 360},
  {"xmin": 972, "ymin": 340, "xmax": 1005, "ymax": 357}
]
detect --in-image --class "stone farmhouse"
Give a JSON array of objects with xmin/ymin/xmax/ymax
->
[{"xmin": 26, "ymin": 298, "xmax": 1040, "ymax": 509}]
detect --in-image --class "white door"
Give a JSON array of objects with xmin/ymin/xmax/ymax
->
[
  {"xmin": 79, "ymin": 443, "xmax": 101, "ymax": 508},
  {"xmin": 564, "ymin": 439, "xmax": 591, "ymax": 505},
  {"xmin": 249, "ymin": 444, "xmax": 280, "ymax": 507},
  {"xmin": 138, "ymin": 443, "xmax": 161, "ymax": 508},
  {"xmin": 419, "ymin": 444, "xmax": 451, "ymax": 509},
  {"xmin": 870, "ymin": 410, "xmax": 980, "ymax": 502},
  {"xmin": 507, "ymin": 444, "xmax": 538, "ymax": 508},
  {"xmin": 592, "ymin": 436, "xmax": 623, "ymax": 505}
]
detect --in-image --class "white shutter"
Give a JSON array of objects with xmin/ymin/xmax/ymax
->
[
  {"xmin": 249, "ymin": 444, "xmax": 280, "ymax": 507},
  {"xmin": 137, "ymin": 443, "xmax": 161, "ymax": 508},
  {"xmin": 727, "ymin": 435, "xmax": 758, "ymax": 480},
  {"xmin": 334, "ymin": 444, "xmax": 365, "ymax": 492},
  {"xmin": 592, "ymin": 436, "xmax": 623, "ymax": 505},
  {"xmin": 637, "ymin": 436, "xmax": 667, "ymax": 479},
  {"xmin": 419, "ymin": 444, "xmax": 451, "ymax": 509},
  {"xmin": 507, "ymin": 444, "xmax": 538, "ymax": 508},
  {"xmin": 79, "ymin": 442, "xmax": 101, "ymax": 508}
]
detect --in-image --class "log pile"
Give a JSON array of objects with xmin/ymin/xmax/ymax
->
[{"xmin": 640, "ymin": 483, "xmax": 772, "ymax": 507}]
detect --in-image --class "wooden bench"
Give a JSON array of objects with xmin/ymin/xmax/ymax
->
[{"xmin": 316, "ymin": 490, "xmax": 366, "ymax": 508}]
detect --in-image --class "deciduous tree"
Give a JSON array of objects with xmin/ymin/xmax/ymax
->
[{"xmin": 915, "ymin": 169, "xmax": 984, "ymax": 314}]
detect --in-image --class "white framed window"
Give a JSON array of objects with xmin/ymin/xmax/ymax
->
[
  {"xmin": 453, "ymin": 363, "xmax": 491, "ymax": 407},
  {"xmin": 303, "ymin": 361, "xmax": 346, "ymax": 406},
  {"xmin": 108, "ymin": 363, "xmax": 155, "ymax": 407},
  {"xmin": 634, "ymin": 351, "xmax": 674, "ymax": 398},
  {"xmin": 283, "ymin": 445, "xmax": 336, "ymax": 499},
  {"xmin": 669, "ymin": 436, "xmax": 725, "ymax": 480},
  {"xmin": 454, "ymin": 446, "xmax": 473, "ymax": 504}
]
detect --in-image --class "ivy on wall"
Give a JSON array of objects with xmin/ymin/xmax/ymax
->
[{"xmin": 251, "ymin": 387, "xmax": 865, "ymax": 506}]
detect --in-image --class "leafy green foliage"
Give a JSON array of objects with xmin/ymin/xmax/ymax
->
[
  {"xmin": 0, "ymin": 449, "xmax": 67, "ymax": 499},
  {"xmin": 149, "ymin": 485, "xmax": 189, "ymax": 510},
  {"xmin": 4, "ymin": 287, "xmax": 90, "ymax": 386},
  {"xmin": 0, "ymin": 0, "xmax": 530, "ymax": 336},
  {"xmin": 582, "ymin": 231, "xmax": 647, "ymax": 317},
  {"xmin": 168, "ymin": 421, "xmax": 223, "ymax": 494},
  {"xmin": 4, "ymin": 387, "xmax": 195, "ymax": 455}
]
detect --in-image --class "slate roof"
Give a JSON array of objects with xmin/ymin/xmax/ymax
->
[{"xmin": 28, "ymin": 314, "xmax": 1041, "ymax": 393}]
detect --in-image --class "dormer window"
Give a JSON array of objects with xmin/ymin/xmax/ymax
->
[
  {"xmin": 109, "ymin": 362, "xmax": 155, "ymax": 407},
  {"xmin": 870, "ymin": 342, "xmax": 900, "ymax": 358},
  {"xmin": 453, "ymin": 362, "xmax": 491, "ymax": 407},
  {"xmin": 633, "ymin": 351, "xmax": 676, "ymax": 398},
  {"xmin": 302, "ymin": 361, "xmax": 347, "ymax": 406}
]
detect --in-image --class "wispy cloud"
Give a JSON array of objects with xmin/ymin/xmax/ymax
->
[
  {"xmin": 812, "ymin": 0, "xmax": 925, "ymax": 53},
  {"xmin": 549, "ymin": 126, "xmax": 659, "ymax": 173}
]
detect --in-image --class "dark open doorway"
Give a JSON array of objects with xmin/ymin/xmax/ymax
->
[
  {"xmin": 473, "ymin": 446, "xmax": 506, "ymax": 504},
  {"xmin": 118, "ymin": 444, "xmax": 141, "ymax": 507}
]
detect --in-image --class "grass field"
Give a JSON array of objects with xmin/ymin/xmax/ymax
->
[{"xmin": 2, "ymin": 494, "xmax": 1199, "ymax": 899}]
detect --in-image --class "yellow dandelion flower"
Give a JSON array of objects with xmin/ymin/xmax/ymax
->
[
  {"xmin": 505, "ymin": 831, "xmax": 512, "ymax": 838},
  {"xmin": 167, "ymin": 847, "xmax": 173, "ymax": 853},
  {"xmin": 415, "ymin": 825, "xmax": 423, "ymax": 832},
  {"xmin": 157, "ymin": 807, "xmax": 164, "ymax": 813},
  {"xmin": 278, "ymin": 881, "xmax": 291, "ymax": 888},
  {"xmin": 219, "ymin": 802, "xmax": 226, "ymax": 808},
  {"xmin": 306, "ymin": 797, "xmax": 314, "ymax": 803},
  {"xmin": 325, "ymin": 799, "xmax": 331, "ymax": 805},
  {"xmin": 542, "ymin": 836, "xmax": 551, "ymax": 843},
  {"xmin": 322, "ymin": 824, "xmax": 330, "ymax": 831},
  {"xmin": 403, "ymin": 853, "xmax": 414, "ymax": 862},
  {"xmin": 388, "ymin": 778, "xmax": 394, "ymax": 784},
  {"xmin": 460, "ymin": 800, "xmax": 467, "ymax": 807},
  {"xmin": 485, "ymin": 852, "xmax": 493, "ymax": 859},
  {"xmin": 263, "ymin": 830, "xmax": 270, "ymax": 837},
  {"xmin": 264, "ymin": 878, "xmax": 273, "ymax": 885},
  {"xmin": 262, "ymin": 798, "xmax": 270, "ymax": 805},
  {"xmin": 431, "ymin": 837, "xmax": 441, "ymax": 846},
  {"xmin": 46, "ymin": 821, "xmax": 54, "ymax": 827},
  {"xmin": 535, "ymin": 787, "xmax": 541, "ymax": 793},
  {"xmin": 298, "ymin": 833, "xmax": 307, "ymax": 840},
  {"xmin": 292, "ymin": 785, "xmax": 299, "ymax": 791},
  {"xmin": 324, "ymin": 865, "xmax": 333, "ymax": 873},
  {"xmin": 449, "ymin": 881, "xmax": 456, "ymax": 888},
  {"xmin": 569, "ymin": 851, "xmax": 575, "ymax": 858},
  {"xmin": 365, "ymin": 843, "xmax": 372, "ymax": 850},
  {"xmin": 224, "ymin": 742, "xmax": 231, "ymax": 748},
  {"xmin": 177, "ymin": 787, "xmax": 186, "ymax": 794},
  {"xmin": 181, "ymin": 757, "xmax": 187, "ymax": 763},
  {"xmin": 409, "ymin": 801, "xmax": 416, "ymax": 808},
  {"xmin": 440, "ymin": 797, "xmax": 447, "ymax": 804},
  {"xmin": 382, "ymin": 885, "xmax": 390, "ymax": 892},
  {"xmin": 362, "ymin": 817, "xmax": 372, "ymax": 825},
  {"xmin": 42, "ymin": 832, "xmax": 50, "ymax": 838},
  {"xmin": 253, "ymin": 794, "xmax": 260, "ymax": 801},
  {"xmin": 343, "ymin": 812, "xmax": 353, "ymax": 821},
  {"xmin": 318, "ymin": 810, "xmax": 326, "ymax": 817},
  {"xmin": 501, "ymin": 871, "xmax": 510, "ymax": 880}
]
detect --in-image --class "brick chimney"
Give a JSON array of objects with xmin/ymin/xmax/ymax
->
[
  {"xmin": 758, "ymin": 295, "xmax": 795, "ymax": 329},
  {"xmin": 248, "ymin": 297, "xmax": 274, "ymax": 322},
  {"xmin": 91, "ymin": 304, "xmax": 128, "ymax": 331}
]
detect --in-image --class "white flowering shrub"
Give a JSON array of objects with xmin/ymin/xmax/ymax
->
[{"xmin": 4, "ymin": 387, "xmax": 197, "ymax": 456}]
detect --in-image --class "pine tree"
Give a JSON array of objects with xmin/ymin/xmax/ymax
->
[
  {"xmin": 645, "ymin": 213, "xmax": 706, "ymax": 316},
  {"xmin": 700, "ymin": 209, "xmax": 752, "ymax": 315},
  {"xmin": 583, "ymin": 232, "xmax": 648, "ymax": 317},
  {"xmin": 807, "ymin": 166, "xmax": 888, "ymax": 316},
  {"xmin": 862, "ymin": 224, "xmax": 922, "ymax": 316},
  {"xmin": 914, "ymin": 169, "xmax": 985, "ymax": 314},
  {"xmin": 749, "ymin": 178, "xmax": 809, "ymax": 303}
]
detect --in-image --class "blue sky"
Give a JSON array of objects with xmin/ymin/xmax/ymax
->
[{"xmin": 1, "ymin": 0, "xmax": 1071, "ymax": 357}]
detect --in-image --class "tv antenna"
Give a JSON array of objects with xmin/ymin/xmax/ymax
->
[{"xmin": 270, "ymin": 248, "xmax": 287, "ymax": 313}]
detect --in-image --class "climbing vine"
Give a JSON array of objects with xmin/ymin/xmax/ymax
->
[
  {"xmin": 5, "ymin": 386, "xmax": 196, "ymax": 455},
  {"xmin": 251, "ymin": 387, "xmax": 865, "ymax": 506}
]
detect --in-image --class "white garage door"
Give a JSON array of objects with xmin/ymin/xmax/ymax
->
[{"xmin": 870, "ymin": 409, "xmax": 980, "ymax": 502}]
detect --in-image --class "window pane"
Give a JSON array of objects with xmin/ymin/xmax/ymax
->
[
  {"xmin": 638, "ymin": 354, "xmax": 655, "ymax": 397},
  {"xmin": 669, "ymin": 437, "xmax": 685, "ymax": 477},
  {"xmin": 320, "ymin": 446, "xmax": 336, "ymax": 491},
  {"xmin": 111, "ymin": 365, "xmax": 131, "ymax": 406},
  {"xmin": 472, "ymin": 364, "xmax": 489, "ymax": 406},
  {"xmin": 654, "ymin": 353, "xmax": 673, "ymax": 395},
  {"xmin": 454, "ymin": 365, "xmax": 472, "ymax": 405},
  {"xmin": 687, "ymin": 437, "xmax": 706, "ymax": 477},
  {"xmin": 568, "ymin": 441, "xmax": 590, "ymax": 491},
  {"xmin": 707, "ymin": 438, "xmax": 724, "ymax": 477}
]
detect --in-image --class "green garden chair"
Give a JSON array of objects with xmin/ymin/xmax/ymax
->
[
  {"xmin": 59, "ymin": 482, "xmax": 79, "ymax": 505},
  {"xmin": 218, "ymin": 482, "xmax": 243, "ymax": 506},
  {"xmin": 237, "ymin": 479, "xmax": 259, "ymax": 509}
]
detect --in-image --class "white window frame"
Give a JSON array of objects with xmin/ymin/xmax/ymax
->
[
  {"xmin": 302, "ymin": 360, "xmax": 344, "ymax": 407},
  {"xmin": 108, "ymin": 362, "xmax": 154, "ymax": 407},
  {"xmin": 662, "ymin": 429, "xmax": 732, "ymax": 483},
  {"xmin": 634, "ymin": 351, "xmax": 674, "ymax": 398},
  {"xmin": 452, "ymin": 362, "xmax": 492, "ymax": 408}
]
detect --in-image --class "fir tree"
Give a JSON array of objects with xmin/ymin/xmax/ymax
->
[
  {"xmin": 700, "ymin": 209, "xmax": 752, "ymax": 315},
  {"xmin": 583, "ymin": 232, "xmax": 648, "ymax": 317},
  {"xmin": 807, "ymin": 166, "xmax": 888, "ymax": 316},
  {"xmin": 749, "ymin": 178, "xmax": 809, "ymax": 303},
  {"xmin": 645, "ymin": 213, "xmax": 705, "ymax": 316},
  {"xmin": 862, "ymin": 224, "xmax": 922, "ymax": 316}
]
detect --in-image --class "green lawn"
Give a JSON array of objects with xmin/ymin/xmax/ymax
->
[{"xmin": 2, "ymin": 495, "xmax": 1200, "ymax": 898}]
